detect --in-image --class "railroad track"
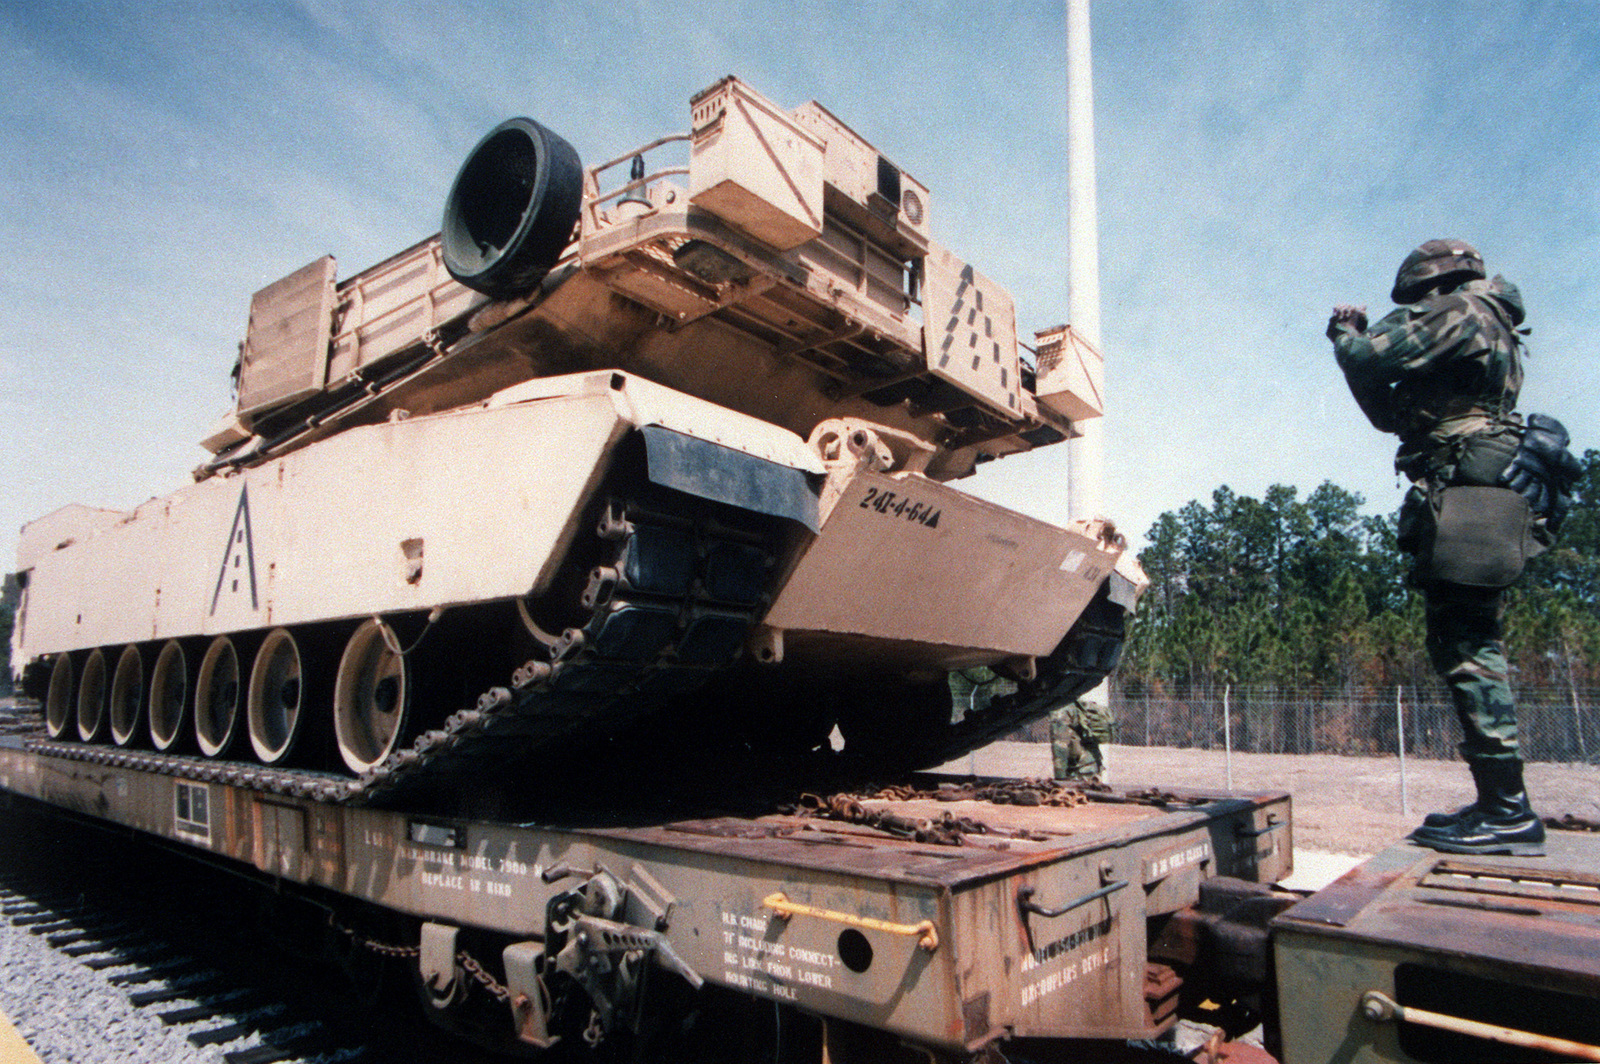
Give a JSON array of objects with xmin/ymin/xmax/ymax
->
[{"xmin": 0, "ymin": 797, "xmax": 490, "ymax": 1064}]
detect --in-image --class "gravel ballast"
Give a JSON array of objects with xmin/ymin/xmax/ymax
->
[{"xmin": 0, "ymin": 896, "xmax": 254, "ymax": 1064}]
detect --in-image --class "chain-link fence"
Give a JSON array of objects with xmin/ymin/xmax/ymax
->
[{"xmin": 1101, "ymin": 684, "xmax": 1600, "ymax": 765}]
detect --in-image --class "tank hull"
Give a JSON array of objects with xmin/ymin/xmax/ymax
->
[
  {"xmin": 25, "ymin": 369, "xmax": 1126, "ymax": 659},
  {"xmin": 15, "ymin": 370, "xmax": 1133, "ymax": 781},
  {"xmin": 19, "ymin": 370, "xmax": 1122, "ymax": 666}
]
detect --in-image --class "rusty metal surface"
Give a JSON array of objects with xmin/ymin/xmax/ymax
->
[
  {"xmin": 1274, "ymin": 830, "xmax": 1600, "ymax": 1064},
  {"xmin": 604, "ymin": 790, "xmax": 1288, "ymax": 891},
  {"xmin": 1418, "ymin": 856, "xmax": 1600, "ymax": 907},
  {"xmin": 1276, "ymin": 832, "xmax": 1600, "ymax": 986},
  {"xmin": 1271, "ymin": 861, "xmax": 1406, "ymax": 930},
  {"xmin": 0, "ymin": 742, "xmax": 1291, "ymax": 1054},
  {"xmin": 778, "ymin": 778, "xmax": 1111, "ymax": 846}
]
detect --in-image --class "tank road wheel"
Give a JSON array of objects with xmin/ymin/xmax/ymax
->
[
  {"xmin": 108, "ymin": 645, "xmax": 145, "ymax": 747},
  {"xmin": 44, "ymin": 653, "xmax": 74, "ymax": 740},
  {"xmin": 196, "ymin": 636, "xmax": 243, "ymax": 758},
  {"xmin": 76, "ymin": 648, "xmax": 109, "ymax": 743},
  {"xmin": 440, "ymin": 116, "xmax": 584, "ymax": 298},
  {"xmin": 334, "ymin": 618, "xmax": 409, "ymax": 775},
  {"xmin": 248, "ymin": 628, "xmax": 310, "ymax": 765},
  {"xmin": 148, "ymin": 640, "xmax": 189, "ymax": 752}
]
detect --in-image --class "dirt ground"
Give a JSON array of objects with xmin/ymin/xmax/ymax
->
[{"xmin": 954, "ymin": 741, "xmax": 1600, "ymax": 856}]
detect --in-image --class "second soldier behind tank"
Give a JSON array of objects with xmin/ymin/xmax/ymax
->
[{"xmin": 1328, "ymin": 239, "xmax": 1579, "ymax": 857}]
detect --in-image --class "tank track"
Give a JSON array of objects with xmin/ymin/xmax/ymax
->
[
  {"xmin": 21, "ymin": 589, "xmax": 1127, "ymax": 805},
  {"xmin": 333, "ymin": 492, "xmax": 786, "ymax": 807}
]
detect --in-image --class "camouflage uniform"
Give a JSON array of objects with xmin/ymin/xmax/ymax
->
[
  {"xmin": 1331, "ymin": 274, "xmax": 1527, "ymax": 765},
  {"xmin": 1330, "ymin": 240, "xmax": 1545, "ymax": 855},
  {"xmin": 1050, "ymin": 699, "xmax": 1110, "ymax": 780},
  {"xmin": 947, "ymin": 667, "xmax": 1015, "ymax": 723}
]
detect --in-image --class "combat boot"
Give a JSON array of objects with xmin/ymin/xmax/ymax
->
[
  {"xmin": 1420, "ymin": 799, "xmax": 1479, "ymax": 830},
  {"xmin": 1419, "ymin": 758, "xmax": 1493, "ymax": 828},
  {"xmin": 1408, "ymin": 759, "xmax": 1545, "ymax": 856}
]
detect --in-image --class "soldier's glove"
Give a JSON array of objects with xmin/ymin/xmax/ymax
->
[
  {"xmin": 1500, "ymin": 413, "xmax": 1583, "ymax": 532},
  {"xmin": 1326, "ymin": 304, "xmax": 1368, "ymax": 340}
]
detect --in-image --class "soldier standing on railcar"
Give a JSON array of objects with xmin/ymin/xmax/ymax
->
[{"xmin": 1328, "ymin": 239, "xmax": 1580, "ymax": 856}]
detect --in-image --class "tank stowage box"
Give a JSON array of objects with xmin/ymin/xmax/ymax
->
[
  {"xmin": 689, "ymin": 77, "xmax": 826, "ymax": 250},
  {"xmin": 12, "ymin": 76, "xmax": 1140, "ymax": 794}
]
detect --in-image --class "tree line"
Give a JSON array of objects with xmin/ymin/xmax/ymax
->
[{"xmin": 1120, "ymin": 451, "xmax": 1600, "ymax": 696}]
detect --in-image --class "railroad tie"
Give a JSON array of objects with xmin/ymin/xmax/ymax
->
[
  {"xmin": 159, "ymin": 993, "xmax": 263, "ymax": 1026},
  {"xmin": 187, "ymin": 1021, "xmax": 257, "ymax": 1048},
  {"xmin": 224, "ymin": 1029, "xmax": 335, "ymax": 1064},
  {"xmin": 106, "ymin": 958, "xmax": 194, "ymax": 985},
  {"xmin": 62, "ymin": 932, "xmax": 145, "ymax": 958},
  {"xmin": 84, "ymin": 943, "xmax": 172, "ymax": 969},
  {"xmin": 129, "ymin": 983, "xmax": 218, "ymax": 1008},
  {"xmin": 14, "ymin": 915, "xmax": 74, "ymax": 929},
  {"xmin": 46, "ymin": 924, "xmax": 124, "ymax": 948},
  {"xmin": 226, "ymin": 1046, "xmax": 300, "ymax": 1064}
]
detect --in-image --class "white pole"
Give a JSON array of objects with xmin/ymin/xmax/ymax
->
[
  {"xmin": 1064, "ymin": 0, "xmax": 1116, "ymax": 769},
  {"xmin": 1066, "ymin": 0, "xmax": 1103, "ymax": 522},
  {"xmin": 1224, "ymin": 684, "xmax": 1233, "ymax": 791},
  {"xmin": 1397, "ymin": 685, "xmax": 1410, "ymax": 817}
]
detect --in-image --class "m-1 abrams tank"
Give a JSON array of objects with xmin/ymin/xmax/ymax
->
[{"xmin": 11, "ymin": 77, "xmax": 1142, "ymax": 804}]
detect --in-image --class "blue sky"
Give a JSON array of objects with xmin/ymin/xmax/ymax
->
[{"xmin": 2, "ymin": 0, "xmax": 1596, "ymax": 559}]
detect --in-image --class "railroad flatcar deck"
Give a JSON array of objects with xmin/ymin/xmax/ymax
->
[{"xmin": 0, "ymin": 737, "xmax": 1290, "ymax": 1055}]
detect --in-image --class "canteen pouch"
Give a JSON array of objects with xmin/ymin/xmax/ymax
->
[{"xmin": 1451, "ymin": 423, "xmax": 1521, "ymax": 486}]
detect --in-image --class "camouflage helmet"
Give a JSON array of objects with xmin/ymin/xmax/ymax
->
[{"xmin": 1391, "ymin": 239, "xmax": 1486, "ymax": 304}]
